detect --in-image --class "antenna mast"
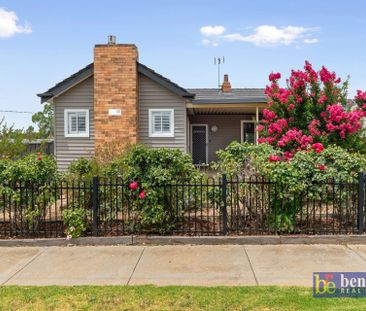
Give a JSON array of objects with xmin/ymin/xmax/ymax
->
[{"xmin": 214, "ymin": 56, "xmax": 225, "ymax": 89}]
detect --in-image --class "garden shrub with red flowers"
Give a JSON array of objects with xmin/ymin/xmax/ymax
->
[
  {"xmin": 68, "ymin": 145, "xmax": 201, "ymax": 232},
  {"xmin": 258, "ymin": 61, "xmax": 366, "ymax": 155},
  {"xmin": 215, "ymin": 61, "xmax": 366, "ymax": 232}
]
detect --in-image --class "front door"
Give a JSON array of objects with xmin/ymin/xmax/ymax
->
[{"xmin": 191, "ymin": 124, "xmax": 208, "ymax": 164}]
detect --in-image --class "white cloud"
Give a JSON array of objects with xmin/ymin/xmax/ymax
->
[
  {"xmin": 200, "ymin": 25, "xmax": 226, "ymax": 36},
  {"xmin": 304, "ymin": 38, "xmax": 319, "ymax": 44},
  {"xmin": 200, "ymin": 24, "xmax": 318, "ymax": 47},
  {"xmin": 0, "ymin": 8, "xmax": 31, "ymax": 38}
]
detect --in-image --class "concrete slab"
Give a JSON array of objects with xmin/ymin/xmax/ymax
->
[
  {"xmin": 245, "ymin": 244, "xmax": 366, "ymax": 286},
  {"xmin": 0, "ymin": 247, "xmax": 43, "ymax": 284},
  {"xmin": 6, "ymin": 246, "xmax": 144, "ymax": 285},
  {"xmin": 129, "ymin": 245, "xmax": 256, "ymax": 286},
  {"xmin": 346, "ymin": 245, "xmax": 366, "ymax": 260}
]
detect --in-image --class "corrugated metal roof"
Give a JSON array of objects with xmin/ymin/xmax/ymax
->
[{"xmin": 187, "ymin": 88, "xmax": 266, "ymax": 104}]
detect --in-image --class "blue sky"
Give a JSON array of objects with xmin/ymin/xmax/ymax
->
[{"xmin": 1, "ymin": 0, "xmax": 366, "ymax": 128}]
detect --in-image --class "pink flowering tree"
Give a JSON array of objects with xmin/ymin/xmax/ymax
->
[{"xmin": 258, "ymin": 61, "xmax": 366, "ymax": 159}]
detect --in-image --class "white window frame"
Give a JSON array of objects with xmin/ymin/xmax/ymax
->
[
  {"xmin": 148, "ymin": 109, "xmax": 174, "ymax": 137},
  {"xmin": 241, "ymin": 120, "xmax": 258, "ymax": 145},
  {"xmin": 64, "ymin": 109, "xmax": 90, "ymax": 138}
]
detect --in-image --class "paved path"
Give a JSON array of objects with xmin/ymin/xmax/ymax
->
[{"xmin": 1, "ymin": 244, "xmax": 366, "ymax": 286}]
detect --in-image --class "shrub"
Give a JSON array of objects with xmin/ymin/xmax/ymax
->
[
  {"xmin": 216, "ymin": 142, "xmax": 365, "ymax": 192},
  {"xmin": 67, "ymin": 145, "xmax": 201, "ymax": 232},
  {"xmin": 68, "ymin": 157, "xmax": 99, "ymax": 179},
  {"xmin": 0, "ymin": 153, "xmax": 58, "ymax": 227},
  {"xmin": 259, "ymin": 61, "xmax": 366, "ymax": 157},
  {"xmin": 63, "ymin": 208, "xmax": 89, "ymax": 238},
  {"xmin": 215, "ymin": 142, "xmax": 366, "ymax": 232},
  {"xmin": 0, "ymin": 152, "xmax": 57, "ymax": 185}
]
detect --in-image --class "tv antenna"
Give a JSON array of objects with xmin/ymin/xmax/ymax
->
[{"xmin": 214, "ymin": 57, "xmax": 225, "ymax": 88}]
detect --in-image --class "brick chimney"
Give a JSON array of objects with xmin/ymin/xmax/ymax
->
[
  {"xmin": 94, "ymin": 36, "xmax": 139, "ymax": 153},
  {"xmin": 221, "ymin": 74, "xmax": 231, "ymax": 92}
]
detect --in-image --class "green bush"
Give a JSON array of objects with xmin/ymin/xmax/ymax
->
[
  {"xmin": 63, "ymin": 208, "xmax": 89, "ymax": 238},
  {"xmin": 215, "ymin": 142, "xmax": 366, "ymax": 232},
  {"xmin": 216, "ymin": 142, "xmax": 365, "ymax": 190},
  {"xmin": 0, "ymin": 153, "xmax": 58, "ymax": 227},
  {"xmin": 0, "ymin": 153, "xmax": 57, "ymax": 185},
  {"xmin": 68, "ymin": 157, "xmax": 99, "ymax": 179},
  {"xmin": 67, "ymin": 145, "xmax": 201, "ymax": 232}
]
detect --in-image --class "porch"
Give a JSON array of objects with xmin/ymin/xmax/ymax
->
[{"xmin": 187, "ymin": 104, "xmax": 266, "ymax": 164}]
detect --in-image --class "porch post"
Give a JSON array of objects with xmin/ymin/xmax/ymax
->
[{"xmin": 255, "ymin": 107, "xmax": 259, "ymax": 144}]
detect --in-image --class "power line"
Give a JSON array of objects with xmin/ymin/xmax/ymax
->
[{"xmin": 0, "ymin": 110, "xmax": 34, "ymax": 114}]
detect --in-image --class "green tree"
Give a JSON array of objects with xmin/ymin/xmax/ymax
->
[
  {"xmin": 32, "ymin": 103, "xmax": 54, "ymax": 138},
  {"xmin": 0, "ymin": 118, "xmax": 26, "ymax": 159}
]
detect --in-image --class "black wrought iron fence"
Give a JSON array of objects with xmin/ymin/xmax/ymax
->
[{"xmin": 0, "ymin": 173, "xmax": 365, "ymax": 238}]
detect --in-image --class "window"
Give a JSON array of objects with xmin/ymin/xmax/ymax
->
[
  {"xmin": 241, "ymin": 121, "xmax": 257, "ymax": 144},
  {"xmin": 149, "ymin": 109, "xmax": 174, "ymax": 137},
  {"xmin": 64, "ymin": 109, "xmax": 89, "ymax": 137}
]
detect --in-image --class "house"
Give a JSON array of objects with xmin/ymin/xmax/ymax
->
[{"xmin": 37, "ymin": 36, "xmax": 267, "ymax": 170}]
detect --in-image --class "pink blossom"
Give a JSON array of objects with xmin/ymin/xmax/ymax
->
[
  {"xmin": 287, "ymin": 103, "xmax": 295, "ymax": 111},
  {"xmin": 269, "ymin": 155, "xmax": 281, "ymax": 162},
  {"xmin": 319, "ymin": 66, "xmax": 336, "ymax": 84},
  {"xmin": 318, "ymin": 95, "xmax": 327, "ymax": 104},
  {"xmin": 129, "ymin": 181, "xmax": 138, "ymax": 190},
  {"xmin": 269, "ymin": 72, "xmax": 281, "ymax": 82},
  {"xmin": 311, "ymin": 142, "xmax": 324, "ymax": 153},
  {"xmin": 139, "ymin": 190, "xmax": 146, "ymax": 199},
  {"xmin": 284, "ymin": 151, "xmax": 294, "ymax": 161},
  {"xmin": 308, "ymin": 119, "xmax": 321, "ymax": 136},
  {"xmin": 318, "ymin": 165, "xmax": 326, "ymax": 171},
  {"xmin": 263, "ymin": 109, "xmax": 277, "ymax": 122}
]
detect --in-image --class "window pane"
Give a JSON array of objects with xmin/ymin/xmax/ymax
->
[
  {"xmin": 161, "ymin": 114, "xmax": 171, "ymax": 132},
  {"xmin": 150, "ymin": 110, "xmax": 173, "ymax": 136},
  {"xmin": 77, "ymin": 113, "xmax": 86, "ymax": 132},
  {"xmin": 243, "ymin": 123, "xmax": 255, "ymax": 144},
  {"xmin": 69, "ymin": 114, "xmax": 77, "ymax": 133},
  {"xmin": 153, "ymin": 112, "xmax": 162, "ymax": 133},
  {"xmin": 66, "ymin": 111, "xmax": 88, "ymax": 136}
]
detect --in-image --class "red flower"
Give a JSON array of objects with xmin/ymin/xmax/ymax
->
[
  {"xmin": 318, "ymin": 165, "xmax": 326, "ymax": 171},
  {"xmin": 129, "ymin": 181, "xmax": 138, "ymax": 190},
  {"xmin": 37, "ymin": 157, "xmax": 42, "ymax": 161},
  {"xmin": 269, "ymin": 72, "xmax": 281, "ymax": 82},
  {"xmin": 139, "ymin": 190, "xmax": 145, "ymax": 199},
  {"xmin": 269, "ymin": 155, "xmax": 281, "ymax": 162},
  {"xmin": 311, "ymin": 142, "xmax": 324, "ymax": 153}
]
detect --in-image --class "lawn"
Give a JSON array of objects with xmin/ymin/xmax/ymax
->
[{"xmin": 0, "ymin": 286, "xmax": 366, "ymax": 310}]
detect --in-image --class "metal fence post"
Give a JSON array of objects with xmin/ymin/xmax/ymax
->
[
  {"xmin": 92, "ymin": 176, "xmax": 99, "ymax": 236},
  {"xmin": 221, "ymin": 173, "xmax": 228, "ymax": 235},
  {"xmin": 358, "ymin": 172, "xmax": 365, "ymax": 234}
]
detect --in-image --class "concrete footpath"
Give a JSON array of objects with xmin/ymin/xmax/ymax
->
[{"xmin": 1, "ymin": 244, "xmax": 366, "ymax": 286}]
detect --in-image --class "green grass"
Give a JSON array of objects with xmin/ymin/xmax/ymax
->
[{"xmin": 0, "ymin": 286, "xmax": 366, "ymax": 310}]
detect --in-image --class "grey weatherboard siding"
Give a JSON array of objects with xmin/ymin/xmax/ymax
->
[
  {"xmin": 54, "ymin": 73, "xmax": 187, "ymax": 170},
  {"xmin": 54, "ymin": 76, "xmax": 95, "ymax": 170},
  {"xmin": 138, "ymin": 73, "xmax": 186, "ymax": 152}
]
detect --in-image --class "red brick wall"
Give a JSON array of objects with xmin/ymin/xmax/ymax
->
[{"xmin": 94, "ymin": 44, "xmax": 139, "ymax": 154}]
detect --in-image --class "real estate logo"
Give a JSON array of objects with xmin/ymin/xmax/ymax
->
[{"xmin": 313, "ymin": 272, "xmax": 366, "ymax": 297}]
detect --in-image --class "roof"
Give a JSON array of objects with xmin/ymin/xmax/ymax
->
[
  {"xmin": 37, "ymin": 62, "xmax": 267, "ymax": 104},
  {"xmin": 37, "ymin": 62, "xmax": 194, "ymax": 103},
  {"xmin": 38, "ymin": 63, "xmax": 94, "ymax": 103},
  {"xmin": 187, "ymin": 88, "xmax": 266, "ymax": 104}
]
